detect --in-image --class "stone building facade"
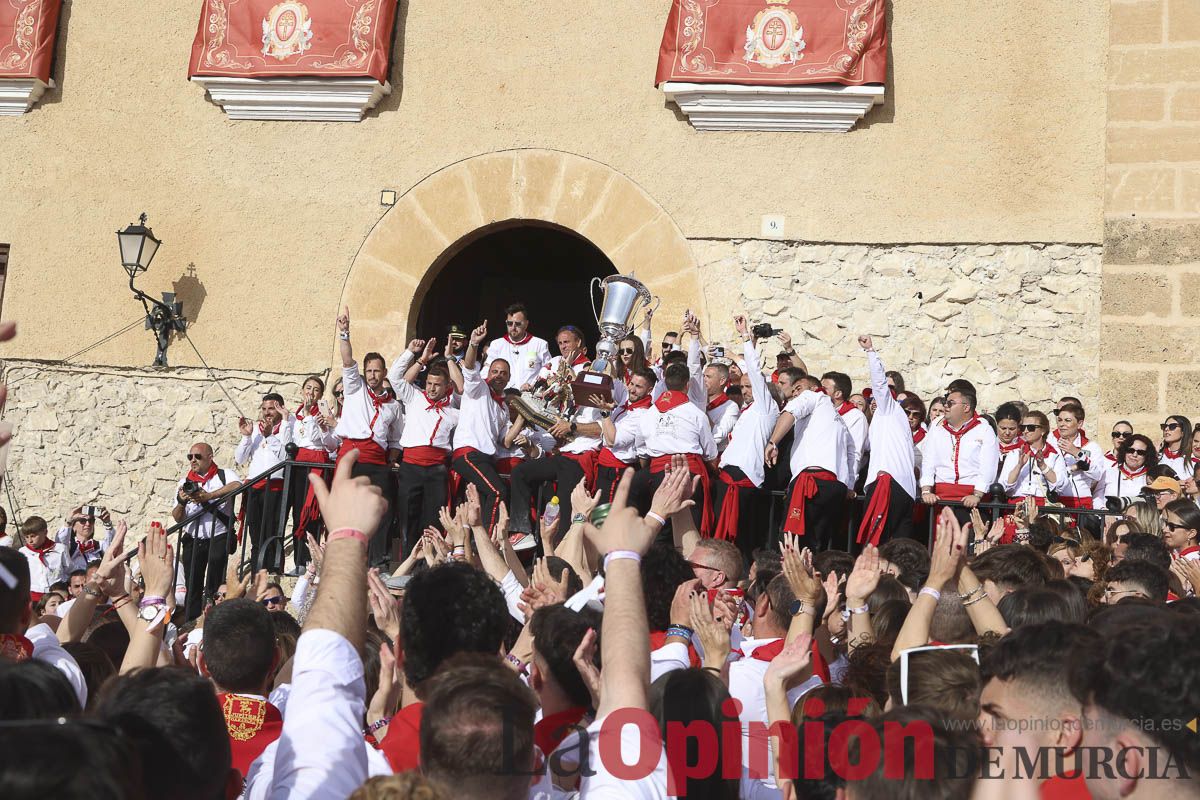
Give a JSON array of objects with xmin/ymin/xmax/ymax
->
[{"xmin": 0, "ymin": 0, "xmax": 1181, "ymax": 531}]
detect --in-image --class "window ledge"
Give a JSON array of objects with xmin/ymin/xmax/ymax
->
[
  {"xmin": 661, "ymin": 82, "xmax": 885, "ymax": 133},
  {"xmin": 190, "ymin": 77, "xmax": 391, "ymax": 122},
  {"xmin": 0, "ymin": 79, "xmax": 52, "ymax": 116}
]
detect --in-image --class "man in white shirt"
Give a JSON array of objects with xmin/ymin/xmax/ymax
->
[
  {"xmin": 633, "ymin": 362, "xmax": 719, "ymax": 534},
  {"xmin": 855, "ymin": 336, "xmax": 918, "ymax": 546},
  {"xmin": 919, "ymin": 387, "xmax": 1001, "ymax": 524},
  {"xmin": 595, "ymin": 367, "xmax": 656, "ymax": 501},
  {"xmin": 389, "ymin": 340, "xmax": 459, "ymax": 555},
  {"xmin": 236, "ymin": 393, "xmax": 295, "ymax": 573},
  {"xmin": 821, "ymin": 370, "xmax": 868, "ymax": 464},
  {"xmin": 171, "ymin": 442, "xmax": 242, "ymax": 619},
  {"xmin": 448, "ymin": 321, "xmax": 512, "ymax": 533},
  {"xmin": 332, "ymin": 308, "xmax": 404, "ymax": 567},
  {"xmin": 485, "ymin": 302, "xmax": 551, "ymax": 390},
  {"xmin": 15, "ymin": 516, "xmax": 69, "ymax": 599},
  {"xmin": 704, "ymin": 361, "xmax": 741, "ymax": 452},
  {"xmin": 766, "ymin": 376, "xmax": 858, "ymax": 552},
  {"xmin": 714, "ymin": 317, "xmax": 781, "ymax": 556}
]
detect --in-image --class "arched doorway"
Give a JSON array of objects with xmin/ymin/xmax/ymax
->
[
  {"xmin": 415, "ymin": 223, "xmax": 617, "ymax": 344},
  {"xmin": 335, "ymin": 149, "xmax": 706, "ymax": 365}
]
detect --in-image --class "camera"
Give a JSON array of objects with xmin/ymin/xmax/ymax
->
[
  {"xmin": 1075, "ymin": 457, "xmax": 1091, "ymax": 473},
  {"xmin": 1105, "ymin": 495, "xmax": 1133, "ymax": 513},
  {"xmin": 181, "ymin": 480, "xmax": 200, "ymax": 495},
  {"xmin": 751, "ymin": 322, "xmax": 782, "ymax": 339},
  {"xmin": 82, "ymin": 505, "xmax": 102, "ymax": 517}
]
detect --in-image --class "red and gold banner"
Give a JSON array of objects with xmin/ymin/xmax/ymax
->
[
  {"xmin": 188, "ymin": 0, "xmax": 398, "ymax": 83},
  {"xmin": 655, "ymin": 0, "xmax": 886, "ymax": 87},
  {"xmin": 0, "ymin": 0, "xmax": 63, "ymax": 82}
]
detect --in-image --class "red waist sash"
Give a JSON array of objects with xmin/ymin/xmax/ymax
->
[
  {"xmin": 650, "ymin": 453, "xmax": 714, "ymax": 536},
  {"xmin": 560, "ymin": 450, "xmax": 598, "ymax": 494},
  {"xmin": 713, "ymin": 468, "xmax": 756, "ymax": 541},
  {"xmin": 782, "ymin": 469, "xmax": 838, "ymax": 537},
  {"xmin": 402, "ymin": 446, "xmax": 450, "ymax": 467},
  {"xmin": 338, "ymin": 437, "xmax": 388, "ymax": 466}
]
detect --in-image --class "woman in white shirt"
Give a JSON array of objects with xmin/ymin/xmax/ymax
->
[
  {"xmin": 1003, "ymin": 411, "xmax": 1065, "ymax": 503},
  {"xmin": 1104, "ymin": 434, "xmax": 1157, "ymax": 501},
  {"xmin": 1159, "ymin": 415, "xmax": 1195, "ymax": 479}
]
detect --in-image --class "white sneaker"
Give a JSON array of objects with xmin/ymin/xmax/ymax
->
[{"xmin": 509, "ymin": 533, "xmax": 537, "ymax": 552}]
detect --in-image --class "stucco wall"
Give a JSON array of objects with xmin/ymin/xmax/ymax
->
[{"xmin": 0, "ymin": 0, "xmax": 1107, "ymax": 374}]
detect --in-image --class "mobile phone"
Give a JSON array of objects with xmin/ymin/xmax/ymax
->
[
  {"xmin": 318, "ymin": 400, "xmax": 332, "ymax": 418},
  {"xmin": 82, "ymin": 505, "xmax": 97, "ymax": 518},
  {"xmin": 712, "ymin": 346, "xmax": 725, "ymax": 359}
]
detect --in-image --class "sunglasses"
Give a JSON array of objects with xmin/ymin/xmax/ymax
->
[
  {"xmin": 1052, "ymin": 536, "xmax": 1081, "ymax": 546},
  {"xmin": 333, "ymin": 391, "xmax": 344, "ymax": 398},
  {"xmin": 1020, "ymin": 424, "xmax": 1041, "ymax": 432},
  {"xmin": 1128, "ymin": 448, "xmax": 1150, "ymax": 456},
  {"xmin": 618, "ymin": 348, "xmax": 635, "ymax": 355},
  {"xmin": 1112, "ymin": 431, "xmax": 1130, "ymax": 439},
  {"xmin": 187, "ymin": 453, "xmax": 204, "ymax": 461},
  {"xmin": 1163, "ymin": 520, "xmax": 1190, "ymax": 532},
  {"xmin": 260, "ymin": 596, "xmax": 284, "ymax": 607},
  {"xmin": 661, "ymin": 343, "xmax": 674, "ymax": 352},
  {"xmin": 906, "ymin": 410, "xmax": 924, "ymax": 419},
  {"xmin": 506, "ymin": 321, "xmax": 524, "ymax": 327},
  {"xmin": 1161, "ymin": 423, "xmax": 1181, "ymax": 431}
]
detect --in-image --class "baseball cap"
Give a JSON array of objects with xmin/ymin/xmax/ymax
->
[{"xmin": 1145, "ymin": 476, "xmax": 1181, "ymax": 494}]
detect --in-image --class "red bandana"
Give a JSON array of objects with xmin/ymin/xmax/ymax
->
[
  {"xmin": 424, "ymin": 393, "xmax": 449, "ymax": 412},
  {"xmin": 1120, "ymin": 465, "xmax": 1147, "ymax": 479},
  {"xmin": 295, "ymin": 403, "xmax": 319, "ymax": 421},
  {"xmin": 187, "ymin": 462, "xmax": 219, "ymax": 484},
  {"xmin": 504, "ymin": 333, "xmax": 532, "ymax": 346},
  {"xmin": 1023, "ymin": 442, "xmax": 1057, "ymax": 460},
  {"xmin": 1053, "ymin": 430, "xmax": 1089, "ymax": 448},
  {"xmin": 999, "ymin": 439, "xmax": 1023, "ymax": 454},
  {"xmin": 707, "ymin": 393, "xmax": 731, "ymax": 411},
  {"xmin": 569, "ymin": 352, "xmax": 589, "ymax": 368},
  {"xmin": 366, "ymin": 385, "xmax": 393, "ymax": 409},
  {"xmin": 1179, "ymin": 545, "xmax": 1200, "ymax": 558},
  {"xmin": 26, "ymin": 540, "xmax": 56, "ymax": 567},
  {"xmin": 0, "ymin": 634, "xmax": 33, "ymax": 662},
  {"xmin": 626, "ymin": 394, "xmax": 653, "ymax": 411},
  {"xmin": 942, "ymin": 415, "xmax": 982, "ymax": 437},
  {"xmin": 913, "ymin": 428, "xmax": 926, "ymax": 445},
  {"xmin": 655, "ymin": 390, "xmax": 690, "ymax": 413},
  {"xmin": 836, "ymin": 401, "xmax": 855, "ymax": 416},
  {"xmin": 747, "ymin": 638, "xmax": 830, "ymax": 682}
]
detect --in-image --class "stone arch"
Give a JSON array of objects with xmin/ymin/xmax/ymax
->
[{"xmin": 336, "ymin": 149, "xmax": 704, "ymax": 361}]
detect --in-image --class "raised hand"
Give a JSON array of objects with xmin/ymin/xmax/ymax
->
[
  {"xmin": 470, "ymin": 321, "xmax": 488, "ymax": 346},
  {"xmin": 927, "ymin": 508, "xmax": 967, "ymax": 589},
  {"xmin": 650, "ymin": 456, "xmax": 699, "ymax": 518},
  {"xmin": 407, "ymin": 338, "xmax": 426, "ymax": 354},
  {"xmin": 782, "ymin": 546, "xmax": 822, "ymax": 604},
  {"xmin": 690, "ymin": 590, "xmax": 731, "ymax": 667},
  {"xmin": 367, "ymin": 568, "xmax": 401, "ymax": 641},
  {"xmin": 463, "ymin": 485, "xmax": 483, "ymax": 528},
  {"xmin": 95, "ymin": 522, "xmax": 130, "ymax": 598},
  {"xmin": 138, "ymin": 524, "xmax": 174, "ymax": 600},
  {"xmin": 571, "ymin": 628, "xmax": 602, "ymax": 710},
  {"xmin": 763, "ymin": 633, "xmax": 813, "ymax": 685},
  {"xmin": 307, "ymin": 449, "xmax": 389, "ymax": 540},
  {"xmin": 845, "ymin": 543, "xmax": 883, "ymax": 605},
  {"xmin": 582, "ymin": 470, "xmax": 657, "ymax": 556},
  {"xmin": 776, "ymin": 331, "xmax": 793, "ymax": 352},
  {"xmin": 337, "ymin": 307, "xmax": 350, "ymax": 333},
  {"xmin": 421, "ymin": 338, "xmax": 438, "ymax": 363},
  {"xmin": 734, "ymin": 315, "xmax": 750, "ymax": 341},
  {"xmin": 571, "ymin": 482, "xmax": 600, "ymax": 523},
  {"xmin": 858, "ymin": 334, "xmax": 873, "ymax": 350},
  {"xmin": 238, "ymin": 416, "xmax": 253, "ymax": 437}
]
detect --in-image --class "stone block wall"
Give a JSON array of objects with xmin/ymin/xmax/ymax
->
[
  {"xmin": 1102, "ymin": 0, "xmax": 1200, "ymax": 432},
  {"xmin": 0, "ymin": 360, "xmax": 310, "ymax": 534},
  {"xmin": 696, "ymin": 241, "xmax": 1102, "ymax": 413}
]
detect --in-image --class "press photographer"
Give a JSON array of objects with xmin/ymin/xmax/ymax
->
[{"xmin": 172, "ymin": 441, "xmax": 242, "ymax": 620}]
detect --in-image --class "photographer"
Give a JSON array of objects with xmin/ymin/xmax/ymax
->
[
  {"xmin": 172, "ymin": 442, "xmax": 242, "ymax": 620},
  {"xmin": 55, "ymin": 505, "xmax": 116, "ymax": 571}
]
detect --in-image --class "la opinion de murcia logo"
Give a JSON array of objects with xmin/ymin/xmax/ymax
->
[
  {"xmin": 262, "ymin": 2, "xmax": 314, "ymax": 60},
  {"xmin": 743, "ymin": 0, "xmax": 807, "ymax": 68}
]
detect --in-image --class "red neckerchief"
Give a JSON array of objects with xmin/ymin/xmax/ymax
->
[
  {"xmin": 568, "ymin": 352, "xmax": 589, "ymax": 368},
  {"xmin": 655, "ymin": 390, "xmax": 690, "ymax": 413},
  {"xmin": 187, "ymin": 462, "xmax": 219, "ymax": 484},
  {"xmin": 424, "ymin": 393, "xmax": 449, "ymax": 412},
  {"xmin": 76, "ymin": 538, "xmax": 98, "ymax": 556},
  {"xmin": 913, "ymin": 428, "xmax": 926, "ymax": 445},
  {"xmin": 533, "ymin": 706, "xmax": 588, "ymax": 757},
  {"xmin": 1053, "ymin": 429, "xmax": 1089, "ymax": 448},
  {"xmin": 1179, "ymin": 545, "xmax": 1200, "ymax": 558},
  {"xmin": 504, "ymin": 332, "xmax": 532, "ymax": 346},
  {"xmin": 365, "ymin": 385, "xmax": 393, "ymax": 409},
  {"xmin": 257, "ymin": 419, "xmax": 281, "ymax": 437},
  {"xmin": 295, "ymin": 402, "xmax": 319, "ymax": 421},
  {"xmin": 747, "ymin": 638, "xmax": 830, "ymax": 682},
  {"xmin": 836, "ymin": 401, "xmax": 855, "ymax": 416},
  {"xmin": 1104, "ymin": 450, "xmax": 1118, "ymax": 463},
  {"xmin": 999, "ymin": 439, "xmax": 1022, "ymax": 454},
  {"xmin": 488, "ymin": 386, "xmax": 506, "ymax": 406},
  {"xmin": 26, "ymin": 540, "xmax": 56, "ymax": 567},
  {"xmin": 627, "ymin": 394, "xmax": 653, "ymax": 411},
  {"xmin": 707, "ymin": 393, "xmax": 731, "ymax": 411},
  {"xmin": 0, "ymin": 634, "xmax": 33, "ymax": 662},
  {"xmin": 811, "ymin": 386, "xmax": 827, "ymax": 396},
  {"xmin": 1022, "ymin": 441, "xmax": 1056, "ymax": 460},
  {"xmin": 943, "ymin": 415, "xmax": 983, "ymax": 484},
  {"xmin": 1119, "ymin": 464, "xmax": 1147, "ymax": 479}
]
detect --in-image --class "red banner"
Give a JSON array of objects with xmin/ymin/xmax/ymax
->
[
  {"xmin": 0, "ymin": 0, "xmax": 62, "ymax": 82},
  {"xmin": 655, "ymin": 0, "xmax": 886, "ymax": 87},
  {"xmin": 189, "ymin": 0, "xmax": 398, "ymax": 83}
]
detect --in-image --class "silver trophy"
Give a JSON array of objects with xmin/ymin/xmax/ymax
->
[{"xmin": 589, "ymin": 274, "xmax": 659, "ymax": 372}]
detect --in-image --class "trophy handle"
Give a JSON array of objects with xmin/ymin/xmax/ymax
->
[
  {"xmin": 650, "ymin": 295, "xmax": 662, "ymax": 314},
  {"xmin": 589, "ymin": 276, "xmax": 603, "ymax": 326}
]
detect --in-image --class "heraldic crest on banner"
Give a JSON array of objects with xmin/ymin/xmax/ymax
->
[
  {"xmin": 743, "ymin": 1, "xmax": 806, "ymax": 68},
  {"xmin": 261, "ymin": 2, "xmax": 313, "ymax": 60}
]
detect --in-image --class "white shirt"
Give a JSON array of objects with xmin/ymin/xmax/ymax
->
[
  {"xmin": 579, "ymin": 714, "xmax": 669, "ymax": 800},
  {"xmin": 263, "ymin": 629, "xmax": 369, "ymax": 800},
  {"xmin": 1001, "ymin": 443, "xmax": 1068, "ymax": 498},
  {"xmin": 20, "ymin": 542, "xmax": 70, "ymax": 593},
  {"xmin": 1160, "ymin": 450, "xmax": 1197, "ymax": 480},
  {"xmin": 292, "ymin": 408, "xmax": 337, "ymax": 455},
  {"xmin": 862, "ymin": 351, "xmax": 917, "ymax": 499},
  {"xmin": 919, "ymin": 416, "xmax": 1001, "ymax": 494},
  {"xmin": 638, "ymin": 397, "xmax": 718, "ymax": 460},
  {"xmin": 706, "ymin": 395, "xmax": 741, "ymax": 452},
  {"xmin": 236, "ymin": 417, "xmax": 297, "ymax": 480},
  {"xmin": 1052, "ymin": 431, "xmax": 1107, "ymax": 502},
  {"xmin": 1103, "ymin": 463, "xmax": 1148, "ymax": 499},
  {"xmin": 720, "ymin": 342, "xmax": 779, "ymax": 487},
  {"xmin": 55, "ymin": 524, "xmax": 115, "ymax": 572},
  {"xmin": 26, "ymin": 622, "xmax": 87, "ymax": 708},
  {"xmin": 563, "ymin": 381, "xmax": 628, "ymax": 456},
  {"xmin": 485, "ymin": 333, "xmax": 551, "ymax": 389},
  {"xmin": 840, "ymin": 405, "xmax": 869, "ymax": 463},
  {"xmin": 175, "ymin": 467, "xmax": 241, "ymax": 539},
  {"xmin": 783, "ymin": 391, "xmax": 857, "ymax": 489},
  {"xmin": 333, "ymin": 363, "xmax": 404, "ymax": 454},
  {"xmin": 606, "ymin": 400, "xmax": 654, "ymax": 464},
  {"xmin": 387, "ymin": 352, "xmax": 460, "ymax": 451},
  {"xmin": 495, "ymin": 427, "xmax": 556, "ymax": 461},
  {"xmin": 453, "ymin": 363, "xmax": 509, "ymax": 455}
]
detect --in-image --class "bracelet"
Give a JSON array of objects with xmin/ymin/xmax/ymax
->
[
  {"xmin": 339, "ymin": 331, "xmax": 350, "ymax": 341},
  {"xmin": 962, "ymin": 592, "xmax": 989, "ymax": 607},
  {"xmin": 646, "ymin": 511, "xmax": 667, "ymax": 528},
  {"xmin": 110, "ymin": 594, "xmax": 131, "ymax": 609},
  {"xmin": 918, "ymin": 587, "xmax": 941, "ymax": 603},
  {"xmin": 505, "ymin": 653, "xmax": 527, "ymax": 675},
  {"xmin": 329, "ymin": 528, "xmax": 367, "ymax": 546},
  {"xmin": 960, "ymin": 585, "xmax": 984, "ymax": 603},
  {"xmin": 139, "ymin": 596, "xmax": 166, "ymax": 608},
  {"xmin": 847, "ymin": 604, "xmax": 869, "ymax": 616},
  {"xmin": 82, "ymin": 584, "xmax": 102, "ymax": 599},
  {"xmin": 603, "ymin": 550, "xmax": 641, "ymax": 570},
  {"xmin": 665, "ymin": 624, "xmax": 694, "ymax": 640},
  {"xmin": 364, "ymin": 716, "xmax": 392, "ymax": 735}
]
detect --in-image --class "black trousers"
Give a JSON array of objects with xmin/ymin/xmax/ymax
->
[
  {"xmin": 245, "ymin": 486, "xmax": 285, "ymax": 572},
  {"xmin": 451, "ymin": 450, "xmax": 508, "ymax": 532},
  {"xmin": 509, "ymin": 456, "xmax": 585, "ymax": 538},
  {"xmin": 180, "ymin": 531, "xmax": 228, "ymax": 620},
  {"xmin": 711, "ymin": 466, "xmax": 764, "ymax": 564},
  {"xmin": 396, "ymin": 461, "xmax": 448, "ymax": 556},
  {"xmin": 629, "ymin": 466, "xmax": 706, "ymax": 535},
  {"xmin": 348, "ymin": 460, "xmax": 396, "ymax": 567},
  {"xmin": 595, "ymin": 463, "xmax": 634, "ymax": 505},
  {"xmin": 861, "ymin": 476, "xmax": 916, "ymax": 544},
  {"xmin": 788, "ymin": 473, "xmax": 848, "ymax": 552},
  {"xmin": 287, "ymin": 464, "xmax": 325, "ymax": 567}
]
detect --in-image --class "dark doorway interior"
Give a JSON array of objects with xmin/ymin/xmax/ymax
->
[{"xmin": 415, "ymin": 224, "xmax": 617, "ymax": 350}]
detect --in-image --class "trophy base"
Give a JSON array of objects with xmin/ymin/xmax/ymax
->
[
  {"xmin": 572, "ymin": 371, "xmax": 614, "ymax": 408},
  {"xmin": 510, "ymin": 392, "xmax": 563, "ymax": 431}
]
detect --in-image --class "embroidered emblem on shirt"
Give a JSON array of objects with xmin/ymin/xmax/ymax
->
[{"xmin": 223, "ymin": 694, "xmax": 267, "ymax": 741}]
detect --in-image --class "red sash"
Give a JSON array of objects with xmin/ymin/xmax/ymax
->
[
  {"xmin": 857, "ymin": 472, "xmax": 894, "ymax": 546},
  {"xmin": 714, "ymin": 469, "xmax": 755, "ymax": 541},
  {"xmin": 380, "ymin": 702, "xmax": 424, "ymax": 773},
  {"xmin": 597, "ymin": 447, "xmax": 635, "ymax": 469},
  {"xmin": 649, "ymin": 630, "xmax": 702, "ymax": 667},
  {"xmin": 338, "ymin": 436, "xmax": 388, "ymax": 466},
  {"xmin": 534, "ymin": 706, "xmax": 588, "ymax": 757},
  {"xmin": 251, "ymin": 478, "xmax": 285, "ymax": 491},
  {"xmin": 560, "ymin": 450, "xmax": 598, "ymax": 494},
  {"xmin": 494, "ymin": 456, "xmax": 522, "ymax": 477},
  {"xmin": 218, "ymin": 693, "xmax": 283, "ymax": 777},
  {"xmin": 0, "ymin": 633, "xmax": 33, "ymax": 662},
  {"xmin": 294, "ymin": 447, "xmax": 333, "ymax": 535},
  {"xmin": 650, "ymin": 453, "xmax": 714, "ymax": 536},
  {"xmin": 1058, "ymin": 495, "xmax": 1092, "ymax": 510},
  {"xmin": 746, "ymin": 638, "xmax": 830, "ymax": 683},
  {"xmin": 932, "ymin": 482, "xmax": 977, "ymax": 502},
  {"xmin": 448, "ymin": 446, "xmax": 484, "ymax": 508},
  {"xmin": 402, "ymin": 446, "xmax": 450, "ymax": 467},
  {"xmin": 782, "ymin": 469, "xmax": 838, "ymax": 538}
]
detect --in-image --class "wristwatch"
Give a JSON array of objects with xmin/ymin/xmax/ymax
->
[
  {"xmin": 789, "ymin": 599, "xmax": 813, "ymax": 617},
  {"xmin": 599, "ymin": 411, "xmax": 610, "ymax": 418},
  {"xmin": 81, "ymin": 583, "xmax": 102, "ymax": 599},
  {"xmin": 569, "ymin": 422, "xmax": 578, "ymax": 434},
  {"xmin": 137, "ymin": 599, "xmax": 165, "ymax": 622}
]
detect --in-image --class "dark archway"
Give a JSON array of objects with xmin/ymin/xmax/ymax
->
[{"xmin": 415, "ymin": 224, "xmax": 618, "ymax": 348}]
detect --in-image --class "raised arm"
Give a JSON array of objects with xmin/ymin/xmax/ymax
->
[
  {"xmin": 859, "ymin": 336, "xmax": 896, "ymax": 416},
  {"xmin": 337, "ymin": 307, "xmax": 353, "ymax": 368},
  {"xmin": 463, "ymin": 320, "xmax": 487, "ymax": 372},
  {"xmin": 390, "ymin": 341, "xmax": 421, "ymax": 387},
  {"xmin": 891, "ymin": 509, "xmax": 965, "ymax": 660},
  {"xmin": 735, "ymin": 316, "xmax": 769, "ymax": 407}
]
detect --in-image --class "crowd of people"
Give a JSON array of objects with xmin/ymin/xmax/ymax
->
[{"xmin": 1, "ymin": 304, "xmax": 1198, "ymax": 799}]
